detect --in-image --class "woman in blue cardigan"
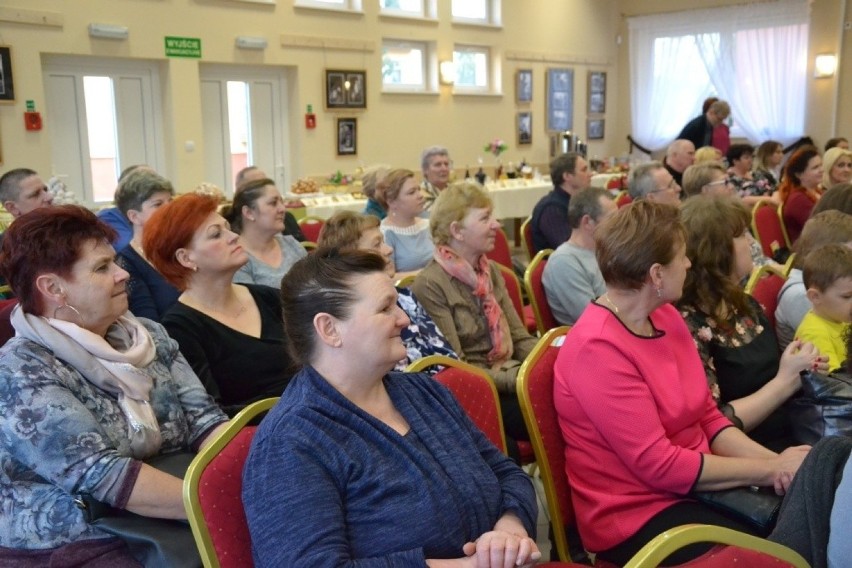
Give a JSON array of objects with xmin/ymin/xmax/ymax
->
[{"xmin": 242, "ymin": 249, "xmax": 539, "ymax": 568}]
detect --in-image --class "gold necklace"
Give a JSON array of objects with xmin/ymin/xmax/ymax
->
[{"xmin": 602, "ymin": 293, "xmax": 654, "ymax": 337}]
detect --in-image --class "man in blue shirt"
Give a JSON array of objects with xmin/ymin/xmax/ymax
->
[{"xmin": 529, "ymin": 152, "xmax": 592, "ymax": 254}]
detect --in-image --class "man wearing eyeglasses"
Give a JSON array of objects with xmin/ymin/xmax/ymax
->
[{"xmin": 628, "ymin": 161, "xmax": 683, "ymax": 205}]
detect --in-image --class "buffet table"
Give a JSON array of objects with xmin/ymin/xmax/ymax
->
[{"xmin": 291, "ymin": 178, "xmax": 553, "ymax": 221}]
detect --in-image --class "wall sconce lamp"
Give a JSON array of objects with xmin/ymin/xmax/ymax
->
[
  {"xmin": 814, "ymin": 53, "xmax": 837, "ymax": 78},
  {"xmin": 235, "ymin": 36, "xmax": 268, "ymax": 50},
  {"xmin": 439, "ymin": 60, "xmax": 455, "ymax": 85},
  {"xmin": 88, "ymin": 23, "xmax": 129, "ymax": 40}
]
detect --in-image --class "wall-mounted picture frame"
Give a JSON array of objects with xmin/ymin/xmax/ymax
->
[
  {"xmin": 516, "ymin": 69, "xmax": 532, "ymax": 104},
  {"xmin": 517, "ymin": 111, "xmax": 532, "ymax": 145},
  {"xmin": 325, "ymin": 69, "xmax": 366, "ymax": 110},
  {"xmin": 337, "ymin": 117, "xmax": 357, "ymax": 155},
  {"xmin": 0, "ymin": 47, "xmax": 15, "ymax": 103},
  {"xmin": 546, "ymin": 68, "xmax": 573, "ymax": 132},
  {"xmin": 587, "ymin": 118, "xmax": 605, "ymax": 140},
  {"xmin": 588, "ymin": 71, "xmax": 606, "ymax": 114}
]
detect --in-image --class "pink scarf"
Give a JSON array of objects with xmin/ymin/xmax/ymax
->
[{"xmin": 433, "ymin": 245, "xmax": 512, "ymax": 366}]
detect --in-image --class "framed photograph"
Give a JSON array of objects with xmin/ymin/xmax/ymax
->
[
  {"xmin": 0, "ymin": 47, "xmax": 15, "ymax": 103},
  {"xmin": 588, "ymin": 71, "xmax": 606, "ymax": 114},
  {"xmin": 516, "ymin": 69, "xmax": 532, "ymax": 104},
  {"xmin": 546, "ymin": 68, "xmax": 573, "ymax": 132},
  {"xmin": 517, "ymin": 112, "xmax": 532, "ymax": 145},
  {"xmin": 337, "ymin": 117, "xmax": 357, "ymax": 155},
  {"xmin": 587, "ymin": 118, "xmax": 605, "ymax": 140},
  {"xmin": 325, "ymin": 69, "xmax": 366, "ymax": 110}
]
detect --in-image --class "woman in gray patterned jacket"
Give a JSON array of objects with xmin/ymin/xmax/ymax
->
[{"xmin": 0, "ymin": 205, "xmax": 228, "ymax": 565}]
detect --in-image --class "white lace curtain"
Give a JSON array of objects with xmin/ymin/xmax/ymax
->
[{"xmin": 628, "ymin": 0, "xmax": 810, "ymax": 151}]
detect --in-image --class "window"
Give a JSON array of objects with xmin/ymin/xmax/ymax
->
[
  {"xmin": 628, "ymin": 0, "xmax": 809, "ymax": 149},
  {"xmin": 451, "ymin": 0, "xmax": 500, "ymax": 26},
  {"xmin": 294, "ymin": 0, "xmax": 362, "ymax": 12},
  {"xmin": 382, "ymin": 39, "xmax": 435, "ymax": 92},
  {"xmin": 43, "ymin": 57, "xmax": 165, "ymax": 204},
  {"xmin": 452, "ymin": 45, "xmax": 492, "ymax": 92},
  {"xmin": 378, "ymin": 0, "xmax": 435, "ymax": 19}
]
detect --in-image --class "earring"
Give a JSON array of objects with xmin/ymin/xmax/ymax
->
[
  {"xmin": 191, "ymin": 265, "xmax": 198, "ymax": 272},
  {"xmin": 655, "ymin": 285, "xmax": 663, "ymax": 298},
  {"xmin": 53, "ymin": 300, "xmax": 83, "ymax": 322}
]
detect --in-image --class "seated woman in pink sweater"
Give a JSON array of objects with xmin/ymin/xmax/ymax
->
[{"xmin": 553, "ymin": 200, "xmax": 817, "ymax": 565}]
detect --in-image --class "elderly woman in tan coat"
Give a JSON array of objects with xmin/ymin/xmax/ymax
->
[{"xmin": 412, "ymin": 182, "xmax": 537, "ymax": 453}]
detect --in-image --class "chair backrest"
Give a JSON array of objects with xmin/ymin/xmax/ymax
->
[
  {"xmin": 751, "ymin": 201, "xmax": 788, "ymax": 258},
  {"xmin": 184, "ymin": 397, "xmax": 279, "ymax": 568},
  {"xmin": 516, "ymin": 327, "xmax": 574, "ymax": 562},
  {"xmin": 623, "ymin": 524, "xmax": 808, "ymax": 568},
  {"xmin": 745, "ymin": 264, "xmax": 787, "ymax": 329},
  {"xmin": 497, "ymin": 263, "xmax": 525, "ymax": 322},
  {"xmin": 298, "ymin": 216, "xmax": 325, "ymax": 243},
  {"xmin": 776, "ymin": 201, "xmax": 794, "ymax": 249},
  {"xmin": 485, "ymin": 227, "xmax": 513, "ymax": 269},
  {"xmin": 615, "ymin": 190, "xmax": 633, "ymax": 208},
  {"xmin": 394, "ymin": 274, "xmax": 416, "ymax": 288},
  {"xmin": 406, "ymin": 355, "xmax": 507, "ymax": 454},
  {"xmin": 520, "ymin": 217, "xmax": 535, "ymax": 260},
  {"xmin": 524, "ymin": 249, "xmax": 559, "ymax": 334}
]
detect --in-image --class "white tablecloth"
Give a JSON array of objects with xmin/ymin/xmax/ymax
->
[
  {"xmin": 297, "ymin": 179, "xmax": 553, "ymax": 221},
  {"xmin": 484, "ymin": 179, "xmax": 552, "ymax": 220}
]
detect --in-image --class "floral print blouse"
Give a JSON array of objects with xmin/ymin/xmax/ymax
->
[
  {"xmin": 679, "ymin": 299, "xmax": 767, "ymax": 402},
  {"xmin": 0, "ymin": 320, "xmax": 228, "ymax": 550},
  {"xmin": 396, "ymin": 287, "xmax": 458, "ymax": 371},
  {"xmin": 729, "ymin": 171, "xmax": 775, "ymax": 198}
]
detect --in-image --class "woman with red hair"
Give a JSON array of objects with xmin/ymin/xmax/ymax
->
[
  {"xmin": 144, "ymin": 193, "xmax": 294, "ymax": 416},
  {"xmin": 778, "ymin": 146, "xmax": 823, "ymax": 243}
]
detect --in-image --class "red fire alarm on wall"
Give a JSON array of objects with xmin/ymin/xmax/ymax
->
[
  {"xmin": 25, "ymin": 112, "xmax": 42, "ymax": 131},
  {"xmin": 305, "ymin": 104, "xmax": 316, "ymax": 129}
]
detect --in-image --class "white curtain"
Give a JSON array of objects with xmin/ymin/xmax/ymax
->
[{"xmin": 629, "ymin": 0, "xmax": 809, "ymax": 151}]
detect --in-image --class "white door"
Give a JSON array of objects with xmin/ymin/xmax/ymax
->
[
  {"xmin": 199, "ymin": 65, "xmax": 292, "ymax": 196},
  {"xmin": 43, "ymin": 56, "xmax": 165, "ymax": 205}
]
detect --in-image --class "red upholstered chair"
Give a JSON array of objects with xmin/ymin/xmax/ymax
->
[
  {"xmin": 407, "ymin": 355, "xmax": 507, "ymax": 453},
  {"xmin": 745, "ymin": 264, "xmax": 787, "ymax": 330},
  {"xmin": 623, "ymin": 525, "xmax": 807, "ymax": 568},
  {"xmin": 520, "ymin": 217, "xmax": 535, "ymax": 260},
  {"xmin": 524, "ymin": 249, "xmax": 559, "ymax": 335},
  {"xmin": 497, "ymin": 264, "xmax": 537, "ymax": 335},
  {"xmin": 183, "ymin": 397, "xmax": 278, "ymax": 568},
  {"xmin": 0, "ymin": 299, "xmax": 18, "ymax": 348},
  {"xmin": 615, "ymin": 190, "xmax": 633, "ymax": 208},
  {"xmin": 516, "ymin": 327, "xmax": 580, "ymax": 563},
  {"xmin": 297, "ymin": 216, "xmax": 325, "ymax": 244},
  {"xmin": 751, "ymin": 201, "xmax": 790, "ymax": 258},
  {"xmin": 485, "ymin": 227, "xmax": 513, "ymax": 269}
]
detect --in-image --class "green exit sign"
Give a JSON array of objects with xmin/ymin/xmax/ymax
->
[{"xmin": 165, "ymin": 36, "xmax": 202, "ymax": 58}]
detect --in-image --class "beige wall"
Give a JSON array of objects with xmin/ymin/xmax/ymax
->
[
  {"xmin": 614, "ymin": 0, "xmax": 850, "ymax": 151},
  {"xmin": 0, "ymin": 0, "xmax": 620, "ymax": 192}
]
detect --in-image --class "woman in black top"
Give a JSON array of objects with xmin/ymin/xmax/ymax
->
[{"xmin": 144, "ymin": 193, "xmax": 293, "ymax": 416}]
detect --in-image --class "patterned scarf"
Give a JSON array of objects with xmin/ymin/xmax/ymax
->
[
  {"xmin": 12, "ymin": 306, "xmax": 162, "ymax": 458},
  {"xmin": 433, "ymin": 245, "xmax": 512, "ymax": 366}
]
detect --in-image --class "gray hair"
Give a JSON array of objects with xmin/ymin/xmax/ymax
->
[
  {"xmin": 567, "ymin": 188, "xmax": 612, "ymax": 229},
  {"xmin": 115, "ymin": 170, "xmax": 174, "ymax": 219},
  {"xmin": 628, "ymin": 161, "xmax": 665, "ymax": 199},
  {"xmin": 420, "ymin": 146, "xmax": 449, "ymax": 172},
  {"xmin": 667, "ymin": 139, "xmax": 693, "ymax": 158}
]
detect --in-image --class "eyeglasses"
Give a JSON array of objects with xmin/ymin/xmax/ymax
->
[
  {"xmin": 651, "ymin": 178, "xmax": 680, "ymax": 194},
  {"xmin": 705, "ymin": 179, "xmax": 731, "ymax": 189}
]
